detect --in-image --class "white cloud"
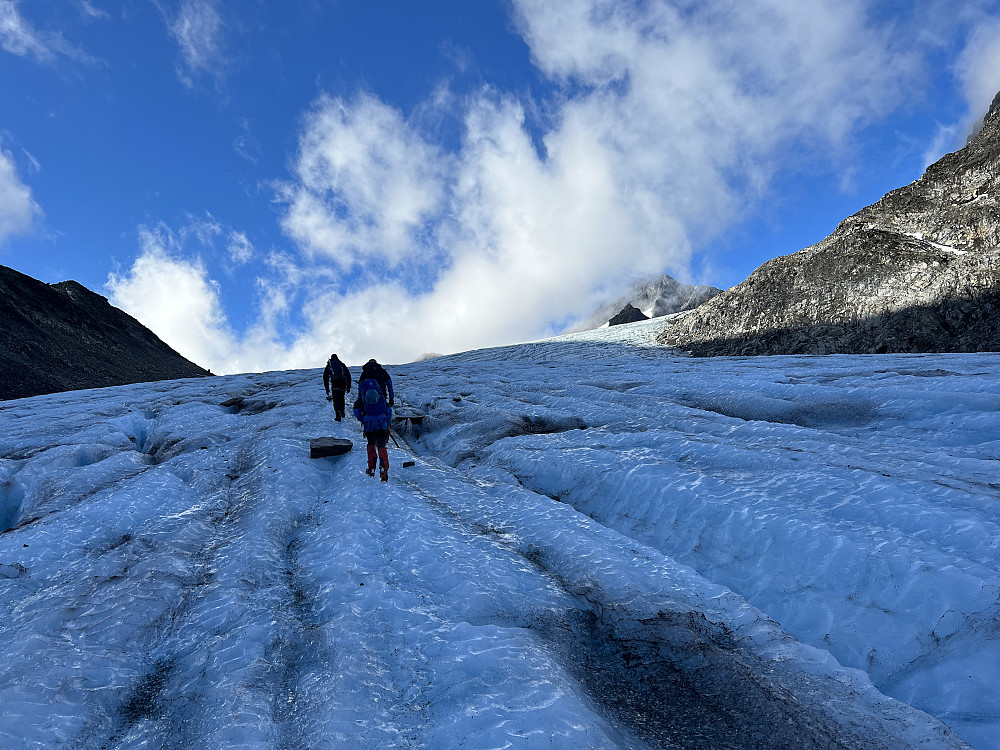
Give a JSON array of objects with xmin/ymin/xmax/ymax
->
[
  {"xmin": 279, "ymin": 93, "xmax": 448, "ymax": 270},
  {"xmin": 21, "ymin": 148, "xmax": 40, "ymax": 174},
  {"xmin": 513, "ymin": 0, "xmax": 918, "ymax": 149},
  {"xmin": 227, "ymin": 230, "xmax": 253, "ymax": 265},
  {"xmin": 922, "ymin": 122, "xmax": 962, "ymax": 167},
  {"xmin": 0, "ymin": 0, "xmax": 56, "ymax": 60},
  {"xmin": 0, "ymin": 0, "xmax": 97, "ymax": 64},
  {"xmin": 903, "ymin": 6, "xmax": 1000, "ymax": 165},
  {"xmin": 956, "ymin": 17, "xmax": 1000, "ymax": 130},
  {"xmin": 0, "ymin": 143, "xmax": 40, "ymax": 245},
  {"xmin": 184, "ymin": 213, "xmax": 222, "ymax": 246},
  {"xmin": 264, "ymin": 86, "xmax": 699, "ymax": 368},
  {"xmin": 170, "ymin": 0, "xmax": 225, "ymax": 88},
  {"xmin": 78, "ymin": 1, "xmax": 108, "ymax": 20},
  {"xmin": 233, "ymin": 119, "xmax": 261, "ymax": 164},
  {"xmin": 107, "ymin": 227, "xmax": 231, "ymax": 369},
  {"xmin": 161, "ymin": 212, "xmax": 254, "ymax": 266}
]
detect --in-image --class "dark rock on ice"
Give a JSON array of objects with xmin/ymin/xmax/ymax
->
[{"xmin": 309, "ymin": 437, "xmax": 353, "ymax": 458}]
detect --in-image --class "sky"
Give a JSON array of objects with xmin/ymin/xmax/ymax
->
[{"xmin": 2, "ymin": 0, "xmax": 1000, "ymax": 373}]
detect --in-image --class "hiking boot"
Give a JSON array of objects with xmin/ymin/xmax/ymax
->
[
  {"xmin": 335, "ymin": 415, "xmax": 342, "ymax": 422},
  {"xmin": 379, "ymin": 467, "xmax": 389, "ymax": 482},
  {"xmin": 366, "ymin": 466, "xmax": 376, "ymax": 477}
]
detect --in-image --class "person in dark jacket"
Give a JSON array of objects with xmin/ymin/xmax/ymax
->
[
  {"xmin": 353, "ymin": 359, "xmax": 394, "ymax": 481},
  {"xmin": 358, "ymin": 358, "xmax": 394, "ymax": 406},
  {"xmin": 323, "ymin": 353, "xmax": 352, "ymax": 421}
]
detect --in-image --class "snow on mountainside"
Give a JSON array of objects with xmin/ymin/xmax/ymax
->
[{"xmin": 1, "ymin": 319, "xmax": 998, "ymax": 748}]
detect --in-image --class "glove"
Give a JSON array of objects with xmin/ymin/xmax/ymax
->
[{"xmin": 388, "ymin": 397, "xmax": 394, "ymax": 407}]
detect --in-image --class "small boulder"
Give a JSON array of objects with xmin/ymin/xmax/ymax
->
[{"xmin": 309, "ymin": 437, "xmax": 353, "ymax": 458}]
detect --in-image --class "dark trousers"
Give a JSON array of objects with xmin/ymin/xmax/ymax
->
[{"xmin": 331, "ymin": 389, "xmax": 346, "ymax": 420}]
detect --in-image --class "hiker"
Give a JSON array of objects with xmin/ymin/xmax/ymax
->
[
  {"xmin": 358, "ymin": 358, "xmax": 394, "ymax": 406},
  {"xmin": 353, "ymin": 359, "xmax": 394, "ymax": 481},
  {"xmin": 323, "ymin": 353, "xmax": 352, "ymax": 422}
]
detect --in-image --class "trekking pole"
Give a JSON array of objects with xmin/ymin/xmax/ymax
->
[{"xmin": 388, "ymin": 426, "xmax": 401, "ymax": 449}]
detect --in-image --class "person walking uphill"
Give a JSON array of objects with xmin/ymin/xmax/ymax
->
[
  {"xmin": 353, "ymin": 359, "xmax": 395, "ymax": 481},
  {"xmin": 323, "ymin": 353, "xmax": 352, "ymax": 421}
]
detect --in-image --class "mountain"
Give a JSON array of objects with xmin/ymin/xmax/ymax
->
[
  {"xmin": 570, "ymin": 274, "xmax": 722, "ymax": 332},
  {"xmin": 657, "ymin": 91, "xmax": 1000, "ymax": 356},
  {"xmin": 0, "ymin": 265, "xmax": 211, "ymax": 400}
]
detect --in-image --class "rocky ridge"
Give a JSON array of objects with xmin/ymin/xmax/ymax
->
[
  {"xmin": 0, "ymin": 265, "xmax": 212, "ymax": 400},
  {"xmin": 657, "ymin": 91, "xmax": 1000, "ymax": 356}
]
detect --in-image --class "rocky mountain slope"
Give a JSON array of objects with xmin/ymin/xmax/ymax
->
[
  {"xmin": 571, "ymin": 274, "xmax": 721, "ymax": 332},
  {"xmin": 658, "ymin": 91, "xmax": 1000, "ymax": 356},
  {"xmin": 0, "ymin": 265, "xmax": 211, "ymax": 400}
]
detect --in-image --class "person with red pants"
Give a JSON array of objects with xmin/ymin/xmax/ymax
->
[{"xmin": 352, "ymin": 359, "xmax": 394, "ymax": 481}]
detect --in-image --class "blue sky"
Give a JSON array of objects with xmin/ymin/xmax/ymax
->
[{"xmin": 2, "ymin": 0, "xmax": 1000, "ymax": 373}]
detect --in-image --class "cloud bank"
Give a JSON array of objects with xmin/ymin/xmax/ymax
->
[{"xmin": 108, "ymin": 0, "xmax": 1000, "ymax": 374}]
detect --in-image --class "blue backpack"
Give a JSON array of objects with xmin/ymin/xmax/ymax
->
[{"xmin": 357, "ymin": 378, "xmax": 390, "ymax": 432}]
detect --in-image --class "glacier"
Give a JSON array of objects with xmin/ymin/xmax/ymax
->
[{"xmin": 0, "ymin": 317, "xmax": 997, "ymax": 749}]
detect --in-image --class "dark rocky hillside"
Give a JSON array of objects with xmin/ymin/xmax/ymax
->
[
  {"xmin": 658, "ymin": 90, "xmax": 1000, "ymax": 356},
  {"xmin": 0, "ymin": 265, "xmax": 212, "ymax": 400}
]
